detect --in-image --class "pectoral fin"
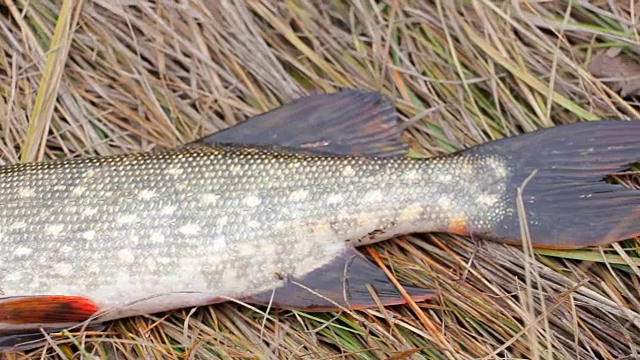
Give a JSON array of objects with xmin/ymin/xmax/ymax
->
[
  {"xmin": 242, "ymin": 248, "xmax": 436, "ymax": 312},
  {"xmin": 192, "ymin": 90, "xmax": 409, "ymax": 157},
  {"xmin": 0, "ymin": 295, "xmax": 101, "ymax": 352},
  {"xmin": 0, "ymin": 295, "xmax": 98, "ymax": 325}
]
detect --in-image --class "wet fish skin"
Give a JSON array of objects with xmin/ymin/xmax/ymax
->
[{"xmin": 0, "ymin": 144, "xmax": 507, "ymax": 319}]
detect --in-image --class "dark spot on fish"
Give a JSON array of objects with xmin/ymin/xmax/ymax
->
[{"xmin": 367, "ymin": 229, "xmax": 386, "ymax": 240}]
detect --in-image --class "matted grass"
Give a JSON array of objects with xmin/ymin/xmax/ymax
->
[{"xmin": 1, "ymin": 1, "xmax": 639, "ymax": 359}]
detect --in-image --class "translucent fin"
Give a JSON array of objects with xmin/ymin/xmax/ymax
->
[
  {"xmin": 464, "ymin": 120, "xmax": 640, "ymax": 248},
  {"xmin": 192, "ymin": 90, "xmax": 409, "ymax": 157},
  {"xmin": 242, "ymin": 247, "xmax": 436, "ymax": 311},
  {"xmin": 0, "ymin": 295, "xmax": 98, "ymax": 325}
]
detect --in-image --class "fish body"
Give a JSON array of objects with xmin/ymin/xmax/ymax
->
[
  {"xmin": 0, "ymin": 144, "xmax": 506, "ymax": 322},
  {"xmin": 1, "ymin": 90, "xmax": 640, "ymax": 351}
]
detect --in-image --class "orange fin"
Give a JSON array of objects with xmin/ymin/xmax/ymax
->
[
  {"xmin": 191, "ymin": 90, "xmax": 409, "ymax": 158},
  {"xmin": 242, "ymin": 247, "xmax": 436, "ymax": 312},
  {"xmin": 464, "ymin": 120, "xmax": 640, "ymax": 248},
  {"xmin": 0, "ymin": 295, "xmax": 98, "ymax": 325}
]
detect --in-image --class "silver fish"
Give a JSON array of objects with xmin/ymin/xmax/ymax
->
[{"xmin": 1, "ymin": 90, "xmax": 639, "ymax": 351}]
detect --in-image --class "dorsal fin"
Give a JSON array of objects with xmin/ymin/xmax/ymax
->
[{"xmin": 192, "ymin": 90, "xmax": 409, "ymax": 157}]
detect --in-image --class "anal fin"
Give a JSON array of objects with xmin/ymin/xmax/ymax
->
[
  {"xmin": 192, "ymin": 90, "xmax": 409, "ymax": 158},
  {"xmin": 242, "ymin": 248, "xmax": 436, "ymax": 312}
]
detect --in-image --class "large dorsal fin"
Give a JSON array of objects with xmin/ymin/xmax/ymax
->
[{"xmin": 192, "ymin": 90, "xmax": 409, "ymax": 157}]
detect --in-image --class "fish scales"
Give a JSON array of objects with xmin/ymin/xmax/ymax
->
[{"xmin": 0, "ymin": 145, "xmax": 507, "ymax": 318}]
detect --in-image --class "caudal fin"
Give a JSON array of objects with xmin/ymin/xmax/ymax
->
[{"xmin": 463, "ymin": 120, "xmax": 640, "ymax": 249}]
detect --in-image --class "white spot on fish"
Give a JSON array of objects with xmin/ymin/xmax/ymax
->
[
  {"xmin": 82, "ymin": 169, "xmax": 97, "ymax": 178},
  {"xmin": 11, "ymin": 222, "xmax": 26, "ymax": 230},
  {"xmin": 115, "ymin": 271, "xmax": 131, "ymax": 283},
  {"xmin": 243, "ymin": 195, "xmax": 262, "ymax": 207},
  {"xmin": 262, "ymin": 241, "xmax": 279, "ymax": 256},
  {"xmin": 5, "ymin": 271, "xmax": 22, "ymax": 281},
  {"xmin": 137, "ymin": 189, "xmax": 157, "ymax": 200},
  {"xmin": 326, "ymin": 193, "xmax": 343, "ymax": 204},
  {"xmin": 342, "ymin": 165, "xmax": 356, "ymax": 177},
  {"xmin": 220, "ymin": 268, "xmax": 240, "ymax": 291},
  {"xmin": 82, "ymin": 207, "xmax": 98, "ymax": 216},
  {"xmin": 145, "ymin": 258, "xmax": 157, "ymax": 271},
  {"xmin": 179, "ymin": 223, "xmax": 201, "ymax": 235},
  {"xmin": 150, "ymin": 233, "xmax": 165, "ymax": 244},
  {"xmin": 161, "ymin": 205, "xmax": 177, "ymax": 215},
  {"xmin": 247, "ymin": 220, "xmax": 261, "ymax": 228},
  {"xmin": 45, "ymin": 224, "xmax": 64, "ymax": 236},
  {"xmin": 399, "ymin": 203, "xmax": 423, "ymax": 222},
  {"xmin": 13, "ymin": 246, "xmax": 32, "ymax": 257},
  {"xmin": 356, "ymin": 212, "xmax": 377, "ymax": 228},
  {"xmin": 157, "ymin": 256, "xmax": 172, "ymax": 265},
  {"xmin": 362, "ymin": 190, "xmax": 383, "ymax": 203},
  {"xmin": 54, "ymin": 263, "xmax": 73, "ymax": 276},
  {"xmin": 118, "ymin": 249, "xmax": 135, "ymax": 264},
  {"xmin": 72, "ymin": 186, "xmax": 87, "ymax": 197},
  {"xmin": 311, "ymin": 220, "xmax": 334, "ymax": 237},
  {"xmin": 165, "ymin": 166, "xmax": 184, "ymax": 175},
  {"xmin": 460, "ymin": 163, "xmax": 474, "ymax": 175},
  {"xmin": 477, "ymin": 194, "xmax": 498, "ymax": 206},
  {"xmin": 117, "ymin": 214, "xmax": 138, "ymax": 224},
  {"xmin": 436, "ymin": 173, "xmax": 453, "ymax": 182},
  {"xmin": 201, "ymin": 193, "xmax": 220, "ymax": 204},
  {"xmin": 403, "ymin": 170, "xmax": 420, "ymax": 181},
  {"xmin": 288, "ymin": 189, "xmax": 309, "ymax": 202},
  {"xmin": 438, "ymin": 197, "xmax": 452, "ymax": 210},
  {"xmin": 212, "ymin": 236, "xmax": 227, "ymax": 251},
  {"xmin": 60, "ymin": 245, "xmax": 73, "ymax": 254},
  {"xmin": 487, "ymin": 158, "xmax": 508, "ymax": 177},
  {"xmin": 238, "ymin": 243, "xmax": 256, "ymax": 257},
  {"xmin": 87, "ymin": 262, "xmax": 100, "ymax": 274},
  {"xmin": 216, "ymin": 216, "xmax": 229, "ymax": 227},
  {"xmin": 18, "ymin": 187, "xmax": 35, "ymax": 198},
  {"xmin": 82, "ymin": 230, "xmax": 96, "ymax": 241}
]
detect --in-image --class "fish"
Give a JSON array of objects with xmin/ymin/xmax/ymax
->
[{"xmin": 1, "ymin": 89, "xmax": 640, "ymax": 351}]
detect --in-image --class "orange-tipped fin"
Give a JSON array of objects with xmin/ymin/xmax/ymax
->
[{"xmin": 0, "ymin": 295, "xmax": 98, "ymax": 325}]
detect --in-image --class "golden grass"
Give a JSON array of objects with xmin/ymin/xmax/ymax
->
[{"xmin": 1, "ymin": 1, "xmax": 639, "ymax": 359}]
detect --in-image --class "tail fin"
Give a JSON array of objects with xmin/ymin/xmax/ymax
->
[{"xmin": 463, "ymin": 120, "xmax": 640, "ymax": 249}]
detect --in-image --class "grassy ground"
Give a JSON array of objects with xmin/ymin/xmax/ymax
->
[{"xmin": 1, "ymin": 1, "xmax": 639, "ymax": 359}]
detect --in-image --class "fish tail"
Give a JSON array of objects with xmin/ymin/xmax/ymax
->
[{"xmin": 464, "ymin": 120, "xmax": 640, "ymax": 248}]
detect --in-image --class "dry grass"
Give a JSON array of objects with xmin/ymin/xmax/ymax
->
[{"xmin": 1, "ymin": 0, "xmax": 639, "ymax": 359}]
